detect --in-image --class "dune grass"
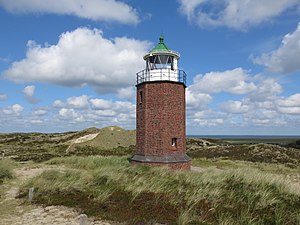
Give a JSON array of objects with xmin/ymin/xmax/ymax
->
[
  {"xmin": 20, "ymin": 156, "xmax": 300, "ymax": 224},
  {"xmin": 0, "ymin": 159, "xmax": 15, "ymax": 184},
  {"xmin": 192, "ymin": 158, "xmax": 300, "ymax": 175}
]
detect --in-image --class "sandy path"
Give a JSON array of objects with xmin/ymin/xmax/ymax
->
[{"xmin": 66, "ymin": 132, "xmax": 99, "ymax": 153}]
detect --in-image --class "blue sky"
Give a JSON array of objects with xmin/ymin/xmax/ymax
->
[{"xmin": 0, "ymin": 0, "xmax": 300, "ymax": 135}]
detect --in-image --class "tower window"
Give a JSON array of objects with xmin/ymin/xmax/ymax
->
[
  {"xmin": 171, "ymin": 138, "xmax": 177, "ymax": 147},
  {"xmin": 139, "ymin": 91, "xmax": 143, "ymax": 104}
]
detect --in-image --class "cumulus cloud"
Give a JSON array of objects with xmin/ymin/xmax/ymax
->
[
  {"xmin": 253, "ymin": 23, "xmax": 300, "ymax": 74},
  {"xmin": 0, "ymin": 0, "xmax": 139, "ymax": 24},
  {"xmin": 276, "ymin": 93, "xmax": 300, "ymax": 114},
  {"xmin": 2, "ymin": 104, "xmax": 24, "ymax": 115},
  {"xmin": 0, "ymin": 93, "xmax": 7, "ymax": 101},
  {"xmin": 185, "ymin": 66, "xmax": 294, "ymax": 129},
  {"xmin": 116, "ymin": 87, "xmax": 134, "ymax": 100},
  {"xmin": 53, "ymin": 100, "xmax": 65, "ymax": 108},
  {"xmin": 3, "ymin": 28, "xmax": 150, "ymax": 94},
  {"xmin": 23, "ymin": 85, "xmax": 35, "ymax": 97},
  {"xmin": 249, "ymin": 78, "xmax": 282, "ymax": 101},
  {"xmin": 220, "ymin": 100, "xmax": 250, "ymax": 114},
  {"xmin": 33, "ymin": 108, "xmax": 48, "ymax": 116},
  {"xmin": 53, "ymin": 95, "xmax": 90, "ymax": 109},
  {"xmin": 59, "ymin": 108, "xmax": 79, "ymax": 120},
  {"xmin": 189, "ymin": 68, "xmax": 256, "ymax": 95},
  {"xmin": 22, "ymin": 85, "xmax": 38, "ymax": 103},
  {"xmin": 191, "ymin": 110, "xmax": 226, "ymax": 127},
  {"xmin": 178, "ymin": 0, "xmax": 299, "ymax": 30},
  {"xmin": 67, "ymin": 95, "xmax": 89, "ymax": 109},
  {"xmin": 90, "ymin": 98, "xmax": 113, "ymax": 109},
  {"xmin": 51, "ymin": 95, "xmax": 135, "ymax": 126},
  {"xmin": 186, "ymin": 89, "xmax": 212, "ymax": 111}
]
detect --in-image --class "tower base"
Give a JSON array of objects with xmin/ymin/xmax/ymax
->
[{"xmin": 131, "ymin": 154, "xmax": 191, "ymax": 170}]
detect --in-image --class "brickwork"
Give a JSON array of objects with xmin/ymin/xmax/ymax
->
[{"xmin": 133, "ymin": 81, "xmax": 190, "ymax": 170}]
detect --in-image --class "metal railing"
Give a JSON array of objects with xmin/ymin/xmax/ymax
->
[{"xmin": 136, "ymin": 69, "xmax": 187, "ymax": 85}]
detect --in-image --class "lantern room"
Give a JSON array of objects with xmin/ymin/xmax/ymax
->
[{"xmin": 136, "ymin": 36, "xmax": 186, "ymax": 85}]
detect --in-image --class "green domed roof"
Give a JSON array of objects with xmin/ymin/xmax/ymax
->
[{"xmin": 150, "ymin": 36, "xmax": 170, "ymax": 53}]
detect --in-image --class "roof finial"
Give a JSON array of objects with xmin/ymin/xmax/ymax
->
[{"xmin": 159, "ymin": 35, "xmax": 164, "ymax": 43}]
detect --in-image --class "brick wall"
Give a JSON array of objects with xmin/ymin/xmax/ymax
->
[{"xmin": 136, "ymin": 81, "xmax": 187, "ymax": 157}]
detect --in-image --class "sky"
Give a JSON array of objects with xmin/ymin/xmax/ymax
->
[{"xmin": 0, "ymin": 0, "xmax": 300, "ymax": 135}]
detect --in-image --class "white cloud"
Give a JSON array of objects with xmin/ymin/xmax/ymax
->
[
  {"xmin": 67, "ymin": 95, "xmax": 89, "ymax": 109},
  {"xmin": 113, "ymin": 101, "xmax": 135, "ymax": 112},
  {"xmin": 277, "ymin": 93, "xmax": 300, "ymax": 107},
  {"xmin": 23, "ymin": 85, "xmax": 35, "ymax": 97},
  {"xmin": 90, "ymin": 98, "xmax": 113, "ymax": 109},
  {"xmin": 249, "ymin": 78, "xmax": 282, "ymax": 101},
  {"xmin": 33, "ymin": 109, "xmax": 48, "ymax": 116},
  {"xmin": 50, "ymin": 95, "xmax": 136, "ymax": 128},
  {"xmin": 189, "ymin": 68, "xmax": 256, "ymax": 95},
  {"xmin": 116, "ymin": 87, "xmax": 134, "ymax": 100},
  {"xmin": 220, "ymin": 100, "xmax": 250, "ymax": 114},
  {"xmin": 0, "ymin": 0, "xmax": 139, "ymax": 24},
  {"xmin": 179, "ymin": 0, "xmax": 300, "ymax": 30},
  {"xmin": 59, "ymin": 108, "xmax": 78, "ymax": 119},
  {"xmin": 184, "ymin": 66, "xmax": 296, "ymax": 130},
  {"xmin": 0, "ymin": 93, "xmax": 7, "ymax": 101},
  {"xmin": 53, "ymin": 100, "xmax": 65, "ymax": 108},
  {"xmin": 3, "ymin": 27, "xmax": 150, "ymax": 94},
  {"xmin": 191, "ymin": 110, "xmax": 226, "ymax": 127},
  {"xmin": 186, "ymin": 89, "xmax": 212, "ymax": 110},
  {"xmin": 253, "ymin": 23, "xmax": 300, "ymax": 74},
  {"xmin": 29, "ymin": 119, "xmax": 43, "ymax": 124},
  {"xmin": 22, "ymin": 85, "xmax": 38, "ymax": 103},
  {"xmin": 276, "ymin": 93, "xmax": 300, "ymax": 114},
  {"xmin": 2, "ymin": 104, "xmax": 24, "ymax": 115}
]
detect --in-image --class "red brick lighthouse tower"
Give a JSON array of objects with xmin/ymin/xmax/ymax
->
[{"xmin": 131, "ymin": 36, "xmax": 191, "ymax": 170}]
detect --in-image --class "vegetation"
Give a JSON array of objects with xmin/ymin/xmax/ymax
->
[
  {"xmin": 0, "ymin": 159, "xmax": 15, "ymax": 184},
  {"xmin": 287, "ymin": 139, "xmax": 300, "ymax": 150},
  {"xmin": 0, "ymin": 126, "xmax": 134, "ymax": 162},
  {"xmin": 19, "ymin": 156, "xmax": 300, "ymax": 225},
  {"xmin": 187, "ymin": 138, "xmax": 300, "ymax": 166},
  {"xmin": 2, "ymin": 127, "xmax": 300, "ymax": 224},
  {"xmin": 69, "ymin": 126, "xmax": 135, "ymax": 151}
]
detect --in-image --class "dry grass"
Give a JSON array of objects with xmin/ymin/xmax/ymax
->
[
  {"xmin": 20, "ymin": 156, "xmax": 300, "ymax": 225},
  {"xmin": 0, "ymin": 159, "xmax": 15, "ymax": 183}
]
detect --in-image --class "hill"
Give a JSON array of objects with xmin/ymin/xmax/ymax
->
[
  {"xmin": 70, "ymin": 126, "xmax": 135, "ymax": 150},
  {"xmin": 187, "ymin": 138, "xmax": 300, "ymax": 166},
  {"xmin": 67, "ymin": 126, "xmax": 136, "ymax": 156}
]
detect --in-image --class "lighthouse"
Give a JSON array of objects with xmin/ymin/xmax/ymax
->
[{"xmin": 131, "ymin": 36, "xmax": 191, "ymax": 170}]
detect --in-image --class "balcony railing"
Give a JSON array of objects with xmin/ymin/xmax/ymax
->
[{"xmin": 136, "ymin": 69, "xmax": 187, "ymax": 86}]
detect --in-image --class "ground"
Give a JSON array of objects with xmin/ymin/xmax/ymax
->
[{"xmin": 0, "ymin": 128, "xmax": 300, "ymax": 224}]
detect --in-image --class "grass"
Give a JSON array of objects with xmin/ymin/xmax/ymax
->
[
  {"xmin": 0, "ymin": 126, "xmax": 134, "ymax": 162},
  {"xmin": 187, "ymin": 139, "xmax": 300, "ymax": 166},
  {"xmin": 0, "ymin": 159, "xmax": 17, "ymax": 218},
  {"xmin": 71, "ymin": 126, "xmax": 136, "ymax": 151},
  {"xmin": 0, "ymin": 159, "xmax": 15, "ymax": 184},
  {"xmin": 20, "ymin": 156, "xmax": 300, "ymax": 224},
  {"xmin": 192, "ymin": 158, "xmax": 300, "ymax": 175}
]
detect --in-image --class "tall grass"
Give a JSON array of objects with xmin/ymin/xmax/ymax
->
[
  {"xmin": 0, "ymin": 159, "xmax": 15, "ymax": 183},
  {"xmin": 22, "ymin": 156, "xmax": 300, "ymax": 224}
]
